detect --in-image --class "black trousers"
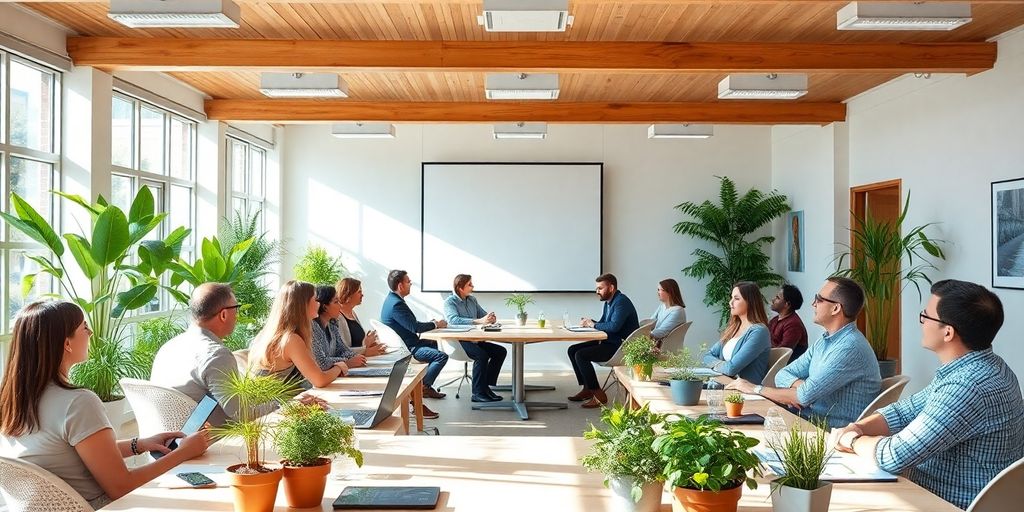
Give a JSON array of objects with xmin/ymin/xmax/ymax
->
[
  {"xmin": 568, "ymin": 340, "xmax": 619, "ymax": 390},
  {"xmin": 459, "ymin": 341, "xmax": 507, "ymax": 395}
]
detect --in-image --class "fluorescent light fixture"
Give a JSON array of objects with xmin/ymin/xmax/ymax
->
[
  {"xmin": 259, "ymin": 72, "xmax": 348, "ymax": 98},
  {"xmin": 477, "ymin": 0, "xmax": 573, "ymax": 32},
  {"xmin": 331, "ymin": 122, "xmax": 395, "ymax": 139},
  {"xmin": 493, "ymin": 122, "xmax": 547, "ymax": 139},
  {"xmin": 485, "ymin": 73, "xmax": 560, "ymax": 100},
  {"xmin": 718, "ymin": 73, "xmax": 808, "ymax": 100},
  {"xmin": 648, "ymin": 124, "xmax": 714, "ymax": 139},
  {"xmin": 837, "ymin": 2, "xmax": 971, "ymax": 31},
  {"xmin": 108, "ymin": 0, "xmax": 241, "ymax": 28}
]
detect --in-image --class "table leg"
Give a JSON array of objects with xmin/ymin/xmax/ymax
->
[
  {"xmin": 471, "ymin": 342, "xmax": 567, "ymax": 420},
  {"xmin": 400, "ymin": 398, "xmax": 410, "ymax": 435},
  {"xmin": 412, "ymin": 385, "xmax": 424, "ymax": 433}
]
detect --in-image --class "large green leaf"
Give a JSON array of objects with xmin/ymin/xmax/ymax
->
[
  {"xmin": 164, "ymin": 226, "xmax": 192, "ymax": 254},
  {"xmin": 202, "ymin": 238, "xmax": 227, "ymax": 279},
  {"xmin": 6, "ymin": 194, "xmax": 64, "ymax": 256},
  {"xmin": 113, "ymin": 284, "xmax": 157, "ymax": 318},
  {"xmin": 91, "ymin": 207, "xmax": 131, "ymax": 265},
  {"xmin": 64, "ymin": 234, "xmax": 101, "ymax": 279},
  {"xmin": 128, "ymin": 213, "xmax": 167, "ymax": 247},
  {"xmin": 24, "ymin": 254, "xmax": 64, "ymax": 280},
  {"xmin": 21, "ymin": 273, "xmax": 37, "ymax": 298},
  {"xmin": 54, "ymin": 191, "xmax": 104, "ymax": 217},
  {"xmin": 128, "ymin": 186, "xmax": 155, "ymax": 225}
]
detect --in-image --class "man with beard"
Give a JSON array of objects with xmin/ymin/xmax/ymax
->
[{"xmin": 769, "ymin": 284, "xmax": 809, "ymax": 361}]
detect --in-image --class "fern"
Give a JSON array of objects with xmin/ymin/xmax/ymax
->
[
  {"xmin": 220, "ymin": 208, "xmax": 279, "ymax": 325},
  {"xmin": 294, "ymin": 245, "xmax": 346, "ymax": 285}
]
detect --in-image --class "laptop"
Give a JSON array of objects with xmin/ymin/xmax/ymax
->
[
  {"xmin": 332, "ymin": 355, "xmax": 412, "ymax": 429},
  {"xmin": 347, "ymin": 366, "xmax": 394, "ymax": 377}
]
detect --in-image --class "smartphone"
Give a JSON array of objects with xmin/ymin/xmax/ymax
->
[
  {"xmin": 176, "ymin": 472, "xmax": 216, "ymax": 488},
  {"xmin": 152, "ymin": 395, "xmax": 218, "ymax": 459}
]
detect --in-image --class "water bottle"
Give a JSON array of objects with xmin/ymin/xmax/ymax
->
[
  {"xmin": 764, "ymin": 407, "xmax": 788, "ymax": 447},
  {"xmin": 563, "ymin": 311, "xmax": 570, "ymax": 328}
]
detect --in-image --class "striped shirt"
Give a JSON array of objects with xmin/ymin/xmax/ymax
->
[
  {"xmin": 875, "ymin": 348, "xmax": 1024, "ymax": 509},
  {"xmin": 774, "ymin": 322, "xmax": 880, "ymax": 428},
  {"xmin": 311, "ymin": 318, "xmax": 357, "ymax": 371}
]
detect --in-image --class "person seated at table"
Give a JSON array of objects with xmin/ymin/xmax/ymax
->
[
  {"xmin": 726, "ymin": 277, "xmax": 880, "ymax": 428},
  {"xmin": 381, "ymin": 270, "xmax": 449, "ymax": 410},
  {"xmin": 443, "ymin": 274, "xmax": 507, "ymax": 403},
  {"xmin": 0, "ymin": 301, "xmax": 210, "ymax": 509},
  {"xmin": 249, "ymin": 280, "xmax": 350, "ymax": 388},
  {"xmin": 336, "ymin": 277, "xmax": 387, "ymax": 357},
  {"xmin": 702, "ymin": 281, "xmax": 771, "ymax": 383},
  {"xmin": 648, "ymin": 278, "xmax": 687, "ymax": 344},
  {"xmin": 312, "ymin": 285, "xmax": 369, "ymax": 371},
  {"xmin": 568, "ymin": 273, "xmax": 639, "ymax": 409},
  {"xmin": 768, "ymin": 283, "xmax": 809, "ymax": 361},
  {"xmin": 833, "ymin": 279, "xmax": 1024, "ymax": 510}
]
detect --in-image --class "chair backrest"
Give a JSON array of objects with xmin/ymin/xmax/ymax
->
[
  {"xmin": 762, "ymin": 347, "xmax": 793, "ymax": 386},
  {"xmin": 439, "ymin": 339, "xmax": 473, "ymax": 362},
  {"xmin": 119, "ymin": 378, "xmax": 198, "ymax": 438},
  {"xmin": 855, "ymin": 374, "xmax": 911, "ymax": 422},
  {"xmin": 232, "ymin": 348, "xmax": 249, "ymax": 373},
  {"xmin": 600, "ymin": 323, "xmax": 654, "ymax": 368},
  {"xmin": 0, "ymin": 455, "xmax": 93, "ymax": 512},
  {"xmin": 658, "ymin": 321, "xmax": 693, "ymax": 354},
  {"xmin": 967, "ymin": 457, "xmax": 1024, "ymax": 512},
  {"xmin": 369, "ymin": 319, "xmax": 412, "ymax": 356}
]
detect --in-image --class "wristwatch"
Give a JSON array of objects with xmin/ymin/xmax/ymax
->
[{"xmin": 753, "ymin": 385, "xmax": 764, "ymax": 395}]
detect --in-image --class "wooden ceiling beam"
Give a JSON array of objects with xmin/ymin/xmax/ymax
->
[
  {"xmin": 203, "ymin": 99, "xmax": 846, "ymax": 125},
  {"xmin": 67, "ymin": 37, "xmax": 996, "ymax": 74},
  {"xmin": 9, "ymin": 1, "xmax": 1020, "ymax": 4}
]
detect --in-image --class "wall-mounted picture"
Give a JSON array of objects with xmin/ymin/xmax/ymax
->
[
  {"xmin": 788, "ymin": 210, "xmax": 804, "ymax": 272},
  {"xmin": 993, "ymin": 177, "xmax": 1024, "ymax": 289}
]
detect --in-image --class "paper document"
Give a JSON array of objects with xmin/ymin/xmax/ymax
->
[
  {"xmin": 338, "ymin": 390, "xmax": 385, "ymax": 397},
  {"xmin": 564, "ymin": 326, "xmax": 599, "ymax": 332},
  {"xmin": 431, "ymin": 326, "xmax": 474, "ymax": 333},
  {"xmin": 754, "ymin": 447, "xmax": 898, "ymax": 482}
]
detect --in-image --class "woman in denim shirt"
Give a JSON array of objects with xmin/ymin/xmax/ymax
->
[{"xmin": 702, "ymin": 281, "xmax": 771, "ymax": 383}]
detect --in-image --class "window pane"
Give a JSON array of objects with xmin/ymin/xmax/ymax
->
[
  {"xmin": 230, "ymin": 140, "xmax": 247, "ymax": 193},
  {"xmin": 139, "ymin": 107, "xmax": 166, "ymax": 174},
  {"xmin": 8, "ymin": 251, "xmax": 53, "ymax": 321},
  {"xmin": 249, "ymin": 148, "xmax": 264, "ymax": 197},
  {"xmin": 251, "ymin": 201, "xmax": 265, "ymax": 230},
  {"xmin": 169, "ymin": 118, "xmax": 192, "ymax": 180},
  {"xmin": 233, "ymin": 196, "xmax": 246, "ymax": 218},
  {"xmin": 9, "ymin": 60, "xmax": 54, "ymax": 152},
  {"xmin": 112, "ymin": 96, "xmax": 134, "ymax": 168},
  {"xmin": 8, "ymin": 158, "xmax": 53, "ymax": 242},
  {"xmin": 140, "ymin": 182, "xmax": 164, "ymax": 242},
  {"xmin": 169, "ymin": 185, "xmax": 192, "ymax": 241},
  {"xmin": 111, "ymin": 174, "xmax": 133, "ymax": 213}
]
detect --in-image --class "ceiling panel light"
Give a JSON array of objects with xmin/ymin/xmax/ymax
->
[
  {"xmin": 493, "ymin": 122, "xmax": 547, "ymax": 139},
  {"xmin": 259, "ymin": 72, "xmax": 348, "ymax": 98},
  {"xmin": 837, "ymin": 2, "xmax": 971, "ymax": 31},
  {"xmin": 331, "ymin": 123, "xmax": 395, "ymax": 139},
  {"xmin": 485, "ymin": 73, "xmax": 560, "ymax": 100},
  {"xmin": 648, "ymin": 124, "xmax": 714, "ymax": 139},
  {"xmin": 718, "ymin": 74, "xmax": 808, "ymax": 100},
  {"xmin": 108, "ymin": 0, "xmax": 241, "ymax": 28},
  {"xmin": 477, "ymin": 0, "xmax": 573, "ymax": 32}
]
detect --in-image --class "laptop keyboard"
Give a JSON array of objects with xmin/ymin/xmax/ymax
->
[
  {"xmin": 349, "ymin": 410, "xmax": 375, "ymax": 424},
  {"xmin": 348, "ymin": 367, "xmax": 392, "ymax": 377}
]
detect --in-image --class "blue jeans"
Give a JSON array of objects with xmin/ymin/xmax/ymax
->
[{"xmin": 411, "ymin": 342, "xmax": 449, "ymax": 388}]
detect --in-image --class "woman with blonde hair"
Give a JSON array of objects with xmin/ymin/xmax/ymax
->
[
  {"xmin": 335, "ymin": 277, "xmax": 386, "ymax": 356},
  {"xmin": 702, "ymin": 281, "xmax": 771, "ymax": 383},
  {"xmin": 249, "ymin": 280, "xmax": 349, "ymax": 388}
]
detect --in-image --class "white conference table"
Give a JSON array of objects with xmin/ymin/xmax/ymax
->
[{"xmin": 421, "ymin": 322, "xmax": 606, "ymax": 420}]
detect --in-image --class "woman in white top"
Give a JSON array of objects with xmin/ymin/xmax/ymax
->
[
  {"xmin": 649, "ymin": 278, "xmax": 687, "ymax": 342},
  {"xmin": 702, "ymin": 281, "xmax": 771, "ymax": 383},
  {"xmin": 0, "ymin": 301, "xmax": 210, "ymax": 508}
]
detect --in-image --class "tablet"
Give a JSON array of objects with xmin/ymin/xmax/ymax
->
[
  {"xmin": 151, "ymin": 395, "xmax": 218, "ymax": 459},
  {"xmin": 333, "ymin": 486, "xmax": 440, "ymax": 509}
]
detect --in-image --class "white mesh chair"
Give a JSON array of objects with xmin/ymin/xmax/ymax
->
[
  {"xmin": 0, "ymin": 456, "xmax": 93, "ymax": 512},
  {"xmin": 600, "ymin": 323, "xmax": 655, "ymax": 393},
  {"xmin": 369, "ymin": 319, "xmax": 412, "ymax": 357},
  {"xmin": 855, "ymin": 375, "xmax": 911, "ymax": 422},
  {"xmin": 967, "ymin": 457, "xmax": 1024, "ymax": 512},
  {"xmin": 232, "ymin": 348, "xmax": 249, "ymax": 373},
  {"xmin": 437, "ymin": 339, "xmax": 474, "ymax": 399},
  {"xmin": 762, "ymin": 347, "xmax": 793, "ymax": 386},
  {"xmin": 657, "ymin": 321, "xmax": 693, "ymax": 354},
  {"xmin": 119, "ymin": 378, "xmax": 198, "ymax": 439}
]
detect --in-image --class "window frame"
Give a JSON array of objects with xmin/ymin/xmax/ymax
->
[{"xmin": 225, "ymin": 135, "xmax": 268, "ymax": 230}]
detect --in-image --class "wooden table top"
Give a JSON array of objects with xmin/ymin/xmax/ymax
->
[{"xmin": 421, "ymin": 321, "xmax": 607, "ymax": 343}]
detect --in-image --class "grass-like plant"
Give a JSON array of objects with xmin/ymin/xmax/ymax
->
[
  {"xmin": 622, "ymin": 334, "xmax": 660, "ymax": 368},
  {"xmin": 211, "ymin": 373, "xmax": 302, "ymax": 472},
  {"xmin": 724, "ymin": 392, "xmax": 745, "ymax": 404},
  {"xmin": 653, "ymin": 415, "xmax": 762, "ymax": 492},
  {"xmin": 294, "ymin": 245, "xmax": 346, "ymax": 285},
  {"xmin": 504, "ymin": 293, "xmax": 534, "ymax": 315},
  {"xmin": 275, "ymin": 402, "xmax": 362, "ymax": 468},
  {"xmin": 581, "ymin": 403, "xmax": 666, "ymax": 503},
  {"xmin": 767, "ymin": 419, "xmax": 833, "ymax": 492},
  {"xmin": 69, "ymin": 336, "xmax": 147, "ymax": 402},
  {"xmin": 663, "ymin": 347, "xmax": 701, "ymax": 381},
  {"xmin": 131, "ymin": 315, "xmax": 185, "ymax": 379}
]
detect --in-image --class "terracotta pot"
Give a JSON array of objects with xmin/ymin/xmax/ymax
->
[
  {"xmin": 282, "ymin": 458, "xmax": 332, "ymax": 508},
  {"xmin": 725, "ymin": 401, "xmax": 744, "ymax": 418},
  {"xmin": 671, "ymin": 484, "xmax": 742, "ymax": 512},
  {"xmin": 632, "ymin": 364, "xmax": 653, "ymax": 381},
  {"xmin": 227, "ymin": 463, "xmax": 283, "ymax": 512}
]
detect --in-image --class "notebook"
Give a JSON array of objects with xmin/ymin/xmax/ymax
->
[{"xmin": 333, "ymin": 486, "xmax": 440, "ymax": 509}]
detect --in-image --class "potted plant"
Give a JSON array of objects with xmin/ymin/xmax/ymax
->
[
  {"xmin": 766, "ymin": 420, "xmax": 834, "ymax": 512},
  {"xmin": 220, "ymin": 208, "xmax": 280, "ymax": 351},
  {"xmin": 724, "ymin": 392, "xmax": 745, "ymax": 418},
  {"xmin": 653, "ymin": 416, "xmax": 761, "ymax": 512},
  {"xmin": 212, "ymin": 373, "xmax": 301, "ymax": 512},
  {"xmin": 294, "ymin": 244, "xmax": 346, "ymax": 285},
  {"xmin": 275, "ymin": 402, "xmax": 363, "ymax": 508},
  {"xmin": 622, "ymin": 335, "xmax": 660, "ymax": 381},
  {"xmin": 663, "ymin": 348, "xmax": 702, "ymax": 406},
  {"xmin": 581, "ymin": 403, "xmax": 666, "ymax": 512},
  {"xmin": 832, "ymin": 192, "xmax": 945, "ymax": 378},
  {"xmin": 132, "ymin": 315, "xmax": 185, "ymax": 379},
  {"xmin": 504, "ymin": 293, "xmax": 534, "ymax": 326}
]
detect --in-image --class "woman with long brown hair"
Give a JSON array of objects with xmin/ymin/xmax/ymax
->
[
  {"xmin": 249, "ymin": 280, "xmax": 349, "ymax": 388},
  {"xmin": 0, "ymin": 301, "xmax": 209, "ymax": 508},
  {"xmin": 701, "ymin": 281, "xmax": 771, "ymax": 383},
  {"xmin": 649, "ymin": 278, "xmax": 687, "ymax": 341}
]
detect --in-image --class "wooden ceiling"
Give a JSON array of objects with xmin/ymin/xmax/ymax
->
[{"xmin": 20, "ymin": 1, "xmax": 1024, "ymax": 124}]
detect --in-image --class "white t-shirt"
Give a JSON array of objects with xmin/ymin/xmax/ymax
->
[
  {"xmin": 722, "ymin": 335, "xmax": 742, "ymax": 361},
  {"xmin": 0, "ymin": 384, "xmax": 112, "ymax": 508}
]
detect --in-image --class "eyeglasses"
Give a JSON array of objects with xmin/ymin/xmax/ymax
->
[
  {"xmin": 221, "ymin": 304, "xmax": 243, "ymax": 312},
  {"xmin": 919, "ymin": 310, "xmax": 955, "ymax": 331},
  {"xmin": 813, "ymin": 294, "xmax": 839, "ymax": 305}
]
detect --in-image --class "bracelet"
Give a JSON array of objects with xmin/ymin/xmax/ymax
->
[{"xmin": 130, "ymin": 437, "xmax": 140, "ymax": 455}]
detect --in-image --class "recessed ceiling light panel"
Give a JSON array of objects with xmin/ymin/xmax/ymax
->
[
  {"xmin": 259, "ymin": 72, "xmax": 348, "ymax": 98},
  {"xmin": 837, "ymin": 2, "xmax": 972, "ymax": 31},
  {"xmin": 108, "ymin": 0, "xmax": 241, "ymax": 28},
  {"xmin": 477, "ymin": 0, "xmax": 573, "ymax": 32},
  {"xmin": 493, "ymin": 122, "xmax": 547, "ymax": 139},
  {"xmin": 648, "ymin": 124, "xmax": 714, "ymax": 139},
  {"xmin": 718, "ymin": 74, "xmax": 808, "ymax": 100},
  {"xmin": 485, "ymin": 73, "xmax": 560, "ymax": 100}
]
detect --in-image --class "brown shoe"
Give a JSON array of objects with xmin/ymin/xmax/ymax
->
[
  {"xmin": 418, "ymin": 403, "xmax": 440, "ymax": 419},
  {"xmin": 422, "ymin": 386, "xmax": 447, "ymax": 399},
  {"xmin": 581, "ymin": 390, "xmax": 608, "ymax": 409},
  {"xmin": 568, "ymin": 388, "xmax": 595, "ymax": 402}
]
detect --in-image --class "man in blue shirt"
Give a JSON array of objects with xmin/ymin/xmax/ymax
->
[
  {"xmin": 727, "ymin": 277, "xmax": 880, "ymax": 428},
  {"xmin": 443, "ymin": 274, "xmax": 506, "ymax": 403},
  {"xmin": 834, "ymin": 279, "xmax": 1024, "ymax": 509},
  {"xmin": 568, "ymin": 273, "xmax": 639, "ymax": 409}
]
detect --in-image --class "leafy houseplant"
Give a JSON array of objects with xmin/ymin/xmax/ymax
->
[
  {"xmin": 766, "ymin": 420, "xmax": 834, "ymax": 512},
  {"xmin": 832, "ymin": 193, "xmax": 945, "ymax": 373},
  {"xmin": 581, "ymin": 403, "xmax": 667, "ymax": 512},
  {"xmin": 663, "ymin": 348, "xmax": 703, "ymax": 406},
  {"xmin": 220, "ymin": 208, "xmax": 280, "ymax": 351},
  {"xmin": 132, "ymin": 315, "xmax": 185, "ymax": 379},
  {"xmin": 653, "ymin": 416, "xmax": 762, "ymax": 512},
  {"xmin": 674, "ymin": 176, "xmax": 790, "ymax": 326},
  {"xmin": 275, "ymin": 402, "xmax": 363, "ymax": 508},
  {"xmin": 504, "ymin": 293, "xmax": 534, "ymax": 326},
  {"xmin": 294, "ymin": 244, "xmax": 346, "ymax": 285},
  {"xmin": 724, "ymin": 392, "xmax": 745, "ymax": 418},
  {"xmin": 622, "ymin": 335, "xmax": 660, "ymax": 381}
]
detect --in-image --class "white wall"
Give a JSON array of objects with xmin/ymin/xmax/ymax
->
[{"xmin": 283, "ymin": 123, "xmax": 773, "ymax": 369}]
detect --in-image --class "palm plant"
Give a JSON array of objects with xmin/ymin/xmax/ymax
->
[
  {"xmin": 832, "ymin": 192, "xmax": 945, "ymax": 361},
  {"xmin": 211, "ymin": 373, "xmax": 302, "ymax": 471},
  {"xmin": 504, "ymin": 293, "xmax": 534, "ymax": 315},
  {"xmin": 220, "ymin": 209, "xmax": 279, "ymax": 324},
  {"xmin": 674, "ymin": 176, "xmax": 790, "ymax": 326},
  {"xmin": 294, "ymin": 245, "xmax": 346, "ymax": 285}
]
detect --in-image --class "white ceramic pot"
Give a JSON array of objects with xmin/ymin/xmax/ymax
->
[
  {"xmin": 101, "ymin": 398, "xmax": 128, "ymax": 434},
  {"xmin": 608, "ymin": 475, "xmax": 663, "ymax": 512},
  {"xmin": 770, "ymin": 481, "xmax": 833, "ymax": 512}
]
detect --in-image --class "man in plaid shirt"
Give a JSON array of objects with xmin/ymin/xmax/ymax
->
[{"xmin": 835, "ymin": 279, "xmax": 1024, "ymax": 509}]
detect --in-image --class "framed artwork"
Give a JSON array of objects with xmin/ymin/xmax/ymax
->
[
  {"xmin": 787, "ymin": 210, "xmax": 805, "ymax": 273},
  {"xmin": 993, "ymin": 177, "xmax": 1024, "ymax": 289}
]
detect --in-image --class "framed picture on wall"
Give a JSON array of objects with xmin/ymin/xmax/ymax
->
[
  {"xmin": 992, "ymin": 177, "xmax": 1024, "ymax": 289},
  {"xmin": 788, "ymin": 210, "xmax": 805, "ymax": 273}
]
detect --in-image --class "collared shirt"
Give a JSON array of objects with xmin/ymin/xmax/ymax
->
[
  {"xmin": 874, "ymin": 349, "xmax": 1024, "ymax": 509},
  {"xmin": 444, "ymin": 293, "xmax": 487, "ymax": 325},
  {"xmin": 774, "ymin": 322, "xmax": 880, "ymax": 428},
  {"xmin": 768, "ymin": 313, "xmax": 808, "ymax": 360},
  {"xmin": 311, "ymin": 318, "xmax": 357, "ymax": 371},
  {"xmin": 594, "ymin": 290, "xmax": 640, "ymax": 347}
]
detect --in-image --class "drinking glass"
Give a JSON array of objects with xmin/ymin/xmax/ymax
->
[
  {"xmin": 705, "ymin": 382, "xmax": 724, "ymax": 417},
  {"xmin": 764, "ymin": 407, "xmax": 788, "ymax": 446}
]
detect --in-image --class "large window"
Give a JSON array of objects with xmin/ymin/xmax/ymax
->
[
  {"xmin": 0, "ymin": 52, "xmax": 61, "ymax": 334},
  {"xmin": 110, "ymin": 93, "xmax": 197, "ymax": 313},
  {"xmin": 227, "ymin": 136, "xmax": 267, "ymax": 228}
]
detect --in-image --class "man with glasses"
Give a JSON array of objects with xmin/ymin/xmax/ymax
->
[
  {"xmin": 727, "ymin": 276, "xmax": 879, "ymax": 428},
  {"xmin": 833, "ymin": 280, "xmax": 1023, "ymax": 509}
]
